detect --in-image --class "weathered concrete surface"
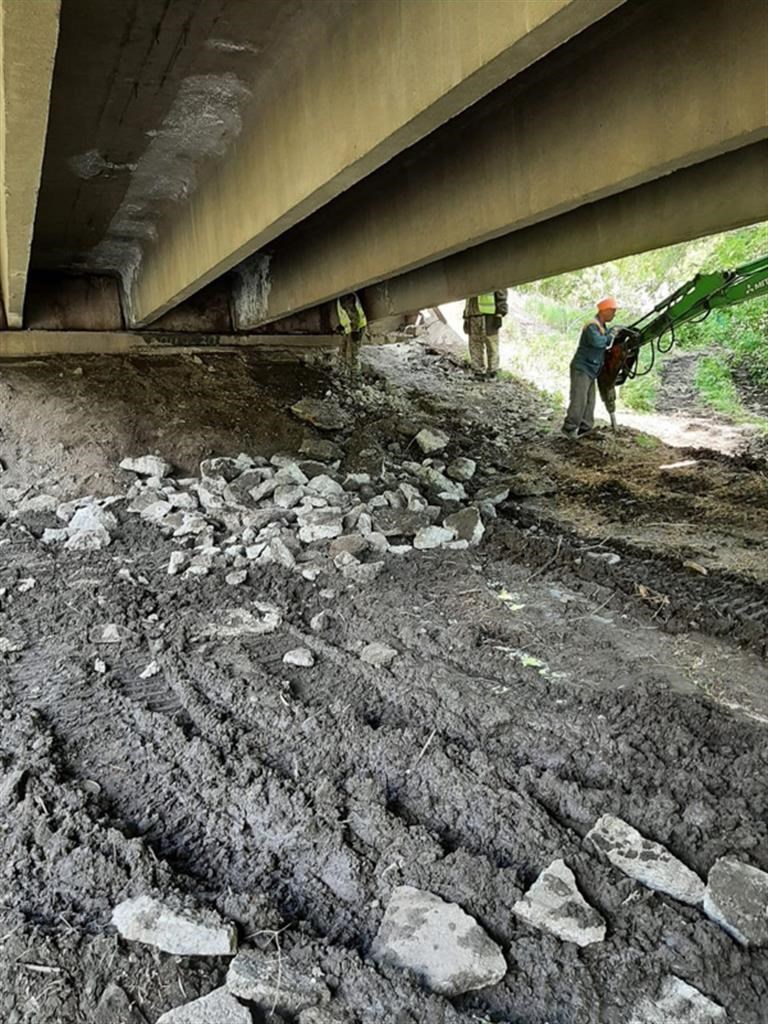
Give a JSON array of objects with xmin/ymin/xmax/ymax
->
[
  {"xmin": 226, "ymin": 949, "xmax": 330, "ymax": 1015},
  {"xmin": 0, "ymin": 331, "xmax": 340, "ymax": 360},
  {"xmin": 0, "ymin": 0, "xmax": 60, "ymax": 327},
  {"xmin": 703, "ymin": 856, "xmax": 768, "ymax": 946},
  {"xmin": 371, "ymin": 885, "xmax": 506, "ymax": 996},
  {"xmin": 252, "ymin": 0, "xmax": 768, "ymax": 325},
  {"xmin": 127, "ymin": 0, "xmax": 624, "ymax": 325},
  {"xmin": 587, "ymin": 815, "xmax": 705, "ymax": 906},
  {"xmin": 25, "ymin": 273, "xmax": 122, "ymax": 331},
  {"xmin": 156, "ymin": 987, "xmax": 250, "ymax": 1024},
  {"xmin": 363, "ymin": 141, "xmax": 768, "ymax": 320},
  {"xmin": 512, "ymin": 859, "xmax": 606, "ymax": 947},
  {"xmin": 628, "ymin": 976, "xmax": 727, "ymax": 1024},
  {"xmin": 111, "ymin": 895, "xmax": 237, "ymax": 956}
]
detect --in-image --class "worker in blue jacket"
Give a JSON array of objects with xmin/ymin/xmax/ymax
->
[{"xmin": 562, "ymin": 296, "xmax": 618, "ymax": 438}]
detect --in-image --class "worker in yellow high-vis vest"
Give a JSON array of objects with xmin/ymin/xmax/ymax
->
[
  {"xmin": 332, "ymin": 292, "xmax": 368, "ymax": 377},
  {"xmin": 462, "ymin": 291, "xmax": 508, "ymax": 378}
]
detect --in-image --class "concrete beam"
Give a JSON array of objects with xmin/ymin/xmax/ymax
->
[
  {"xmin": 0, "ymin": 331, "xmax": 340, "ymax": 360},
  {"xmin": 127, "ymin": 0, "xmax": 625, "ymax": 326},
  {"xmin": 0, "ymin": 0, "xmax": 60, "ymax": 327},
  {"xmin": 254, "ymin": 0, "xmax": 768, "ymax": 325},
  {"xmin": 361, "ymin": 142, "xmax": 768, "ymax": 319}
]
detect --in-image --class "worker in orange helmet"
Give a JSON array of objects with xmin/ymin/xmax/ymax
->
[{"xmin": 562, "ymin": 296, "xmax": 619, "ymax": 439}]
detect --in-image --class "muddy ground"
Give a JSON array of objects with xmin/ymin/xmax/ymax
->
[{"xmin": 0, "ymin": 342, "xmax": 766, "ymax": 1023}]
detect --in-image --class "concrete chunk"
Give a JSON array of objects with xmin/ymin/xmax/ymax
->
[
  {"xmin": 413, "ymin": 525, "xmax": 455, "ymax": 550},
  {"xmin": 112, "ymin": 895, "xmax": 237, "ymax": 956},
  {"xmin": 443, "ymin": 506, "xmax": 484, "ymax": 545},
  {"xmin": 447, "ymin": 457, "xmax": 476, "ymax": 482},
  {"xmin": 371, "ymin": 885, "xmax": 506, "ymax": 996},
  {"xmin": 703, "ymin": 856, "xmax": 768, "ymax": 945},
  {"xmin": 226, "ymin": 949, "xmax": 330, "ymax": 1015},
  {"xmin": 120, "ymin": 455, "xmax": 172, "ymax": 478},
  {"xmin": 586, "ymin": 815, "xmax": 705, "ymax": 905},
  {"xmin": 628, "ymin": 976, "xmax": 727, "ymax": 1024},
  {"xmin": 415, "ymin": 428, "xmax": 450, "ymax": 454},
  {"xmin": 156, "ymin": 987, "xmax": 250, "ymax": 1024},
  {"xmin": 360, "ymin": 642, "xmax": 398, "ymax": 666},
  {"xmin": 283, "ymin": 647, "xmax": 315, "ymax": 667},
  {"xmin": 512, "ymin": 859, "xmax": 605, "ymax": 946}
]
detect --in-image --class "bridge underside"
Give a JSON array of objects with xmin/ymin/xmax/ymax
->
[{"xmin": 0, "ymin": 0, "xmax": 765, "ymax": 352}]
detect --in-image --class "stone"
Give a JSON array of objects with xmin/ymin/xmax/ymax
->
[
  {"xmin": 156, "ymin": 987, "xmax": 250, "ymax": 1024},
  {"xmin": 96, "ymin": 623, "xmax": 133, "ymax": 644},
  {"xmin": 367, "ymin": 531, "xmax": 389, "ymax": 555},
  {"xmin": 389, "ymin": 544, "xmax": 412, "ymax": 556},
  {"xmin": 200, "ymin": 457, "xmax": 241, "ymax": 489},
  {"xmin": 447, "ymin": 457, "xmax": 476, "ymax": 482},
  {"xmin": 360, "ymin": 642, "xmax": 398, "ymax": 666},
  {"xmin": 275, "ymin": 463, "xmax": 309, "ymax": 486},
  {"xmin": 69, "ymin": 504, "xmax": 118, "ymax": 534},
  {"xmin": 168, "ymin": 551, "xmax": 188, "ymax": 575},
  {"xmin": 95, "ymin": 982, "xmax": 143, "ymax": 1024},
  {"xmin": 199, "ymin": 602, "xmax": 282, "ymax": 639},
  {"xmin": 139, "ymin": 500, "xmax": 173, "ymax": 525},
  {"xmin": 111, "ymin": 896, "xmax": 237, "ymax": 956},
  {"xmin": 372, "ymin": 508, "xmax": 431, "ymax": 538},
  {"xmin": 512, "ymin": 859, "xmax": 606, "ymax": 946},
  {"xmin": 165, "ymin": 489, "xmax": 199, "ymax": 511},
  {"xmin": 283, "ymin": 648, "xmax": 315, "ymax": 667},
  {"xmin": 586, "ymin": 815, "xmax": 705, "ymax": 905},
  {"xmin": 329, "ymin": 534, "xmax": 369, "ymax": 558},
  {"xmin": 273, "ymin": 485, "xmax": 305, "ymax": 509},
  {"xmin": 413, "ymin": 526, "xmax": 455, "ymax": 550},
  {"xmin": 371, "ymin": 885, "xmax": 506, "ymax": 996},
  {"xmin": 298, "ymin": 1010, "xmax": 352, "ymax": 1024},
  {"xmin": 291, "ymin": 398, "xmax": 350, "ymax": 431},
  {"xmin": 308, "ymin": 474, "xmax": 344, "ymax": 499},
  {"xmin": 299, "ymin": 436, "xmax": 344, "ymax": 461},
  {"xmin": 120, "ymin": 455, "xmax": 172, "ymax": 478},
  {"xmin": 94, "ymin": 658, "xmax": 107, "ymax": 674},
  {"xmin": 628, "ymin": 976, "xmax": 727, "ymax": 1024},
  {"xmin": 249, "ymin": 477, "xmax": 279, "ymax": 503},
  {"xmin": 310, "ymin": 611, "xmax": 331, "ymax": 632},
  {"xmin": 418, "ymin": 467, "xmax": 466, "ymax": 502},
  {"xmin": 443, "ymin": 507, "xmax": 484, "ymax": 546},
  {"xmin": 297, "ymin": 508, "xmax": 344, "ymax": 544},
  {"xmin": 505, "ymin": 471, "xmax": 557, "ymax": 498},
  {"xmin": 65, "ymin": 526, "xmax": 112, "ymax": 551},
  {"xmin": 261, "ymin": 537, "xmax": 296, "ymax": 570},
  {"xmin": 343, "ymin": 473, "xmax": 371, "ymax": 491},
  {"xmin": 415, "ymin": 428, "xmax": 449, "ymax": 454},
  {"xmin": 139, "ymin": 661, "xmax": 160, "ymax": 680},
  {"xmin": 226, "ymin": 569, "xmax": 248, "ymax": 586},
  {"xmin": 173, "ymin": 513, "xmax": 210, "ymax": 537},
  {"xmin": 226, "ymin": 950, "xmax": 330, "ymax": 1015},
  {"xmin": 341, "ymin": 560, "xmax": 384, "ymax": 583},
  {"xmin": 56, "ymin": 496, "xmax": 96, "ymax": 522},
  {"xmin": 703, "ymin": 856, "xmax": 768, "ymax": 945},
  {"xmin": 474, "ymin": 485, "xmax": 510, "ymax": 505}
]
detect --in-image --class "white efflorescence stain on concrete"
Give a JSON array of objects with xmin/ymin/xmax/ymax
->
[
  {"xmin": 206, "ymin": 37, "xmax": 261, "ymax": 55},
  {"xmin": 71, "ymin": 72, "xmax": 253, "ymax": 314},
  {"xmin": 232, "ymin": 252, "xmax": 273, "ymax": 329}
]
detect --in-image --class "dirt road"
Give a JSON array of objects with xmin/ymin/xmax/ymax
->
[{"xmin": 0, "ymin": 342, "xmax": 766, "ymax": 1023}]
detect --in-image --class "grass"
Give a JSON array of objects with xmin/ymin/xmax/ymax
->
[
  {"xmin": 694, "ymin": 355, "xmax": 740, "ymax": 415},
  {"xmin": 634, "ymin": 433, "xmax": 661, "ymax": 449}
]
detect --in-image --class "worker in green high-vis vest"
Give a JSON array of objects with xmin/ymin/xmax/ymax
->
[
  {"xmin": 332, "ymin": 292, "xmax": 368, "ymax": 377},
  {"xmin": 462, "ymin": 290, "xmax": 508, "ymax": 378}
]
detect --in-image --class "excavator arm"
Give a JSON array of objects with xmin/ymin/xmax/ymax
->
[{"xmin": 598, "ymin": 253, "xmax": 768, "ymax": 426}]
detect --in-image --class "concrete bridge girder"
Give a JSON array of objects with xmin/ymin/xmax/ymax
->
[
  {"xmin": 245, "ymin": 0, "xmax": 768, "ymax": 328},
  {"xmin": 0, "ymin": 0, "xmax": 60, "ymax": 328},
  {"xmin": 126, "ymin": 0, "xmax": 626, "ymax": 327},
  {"xmin": 362, "ymin": 142, "xmax": 768, "ymax": 320}
]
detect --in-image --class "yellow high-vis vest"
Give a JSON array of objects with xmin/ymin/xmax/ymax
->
[
  {"xmin": 476, "ymin": 293, "xmax": 497, "ymax": 314},
  {"xmin": 336, "ymin": 295, "xmax": 367, "ymax": 334}
]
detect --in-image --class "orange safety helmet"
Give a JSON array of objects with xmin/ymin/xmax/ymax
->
[{"xmin": 597, "ymin": 296, "xmax": 618, "ymax": 312}]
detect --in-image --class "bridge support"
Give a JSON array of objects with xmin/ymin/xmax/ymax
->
[{"xmin": 0, "ymin": 0, "xmax": 60, "ymax": 327}]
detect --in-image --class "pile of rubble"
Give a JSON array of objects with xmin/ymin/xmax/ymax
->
[
  {"xmin": 105, "ymin": 811, "xmax": 766, "ymax": 1022},
  {"xmin": 37, "ymin": 428, "xmax": 509, "ymax": 583}
]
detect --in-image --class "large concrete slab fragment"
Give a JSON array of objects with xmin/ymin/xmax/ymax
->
[
  {"xmin": 253, "ymin": 0, "xmax": 768, "ymax": 326},
  {"xmin": 127, "ymin": 0, "xmax": 624, "ymax": 325},
  {"xmin": 371, "ymin": 885, "xmax": 506, "ymax": 996},
  {"xmin": 586, "ymin": 815, "xmax": 705, "ymax": 905},
  {"xmin": 112, "ymin": 895, "xmax": 237, "ymax": 956},
  {"xmin": 703, "ymin": 856, "xmax": 768, "ymax": 946},
  {"xmin": 628, "ymin": 976, "xmax": 727, "ymax": 1024},
  {"xmin": 512, "ymin": 859, "xmax": 606, "ymax": 946},
  {"xmin": 156, "ymin": 987, "xmax": 250, "ymax": 1024},
  {"xmin": 0, "ymin": 0, "xmax": 60, "ymax": 327}
]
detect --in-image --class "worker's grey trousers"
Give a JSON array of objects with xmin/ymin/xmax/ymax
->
[
  {"xmin": 467, "ymin": 317, "xmax": 499, "ymax": 374},
  {"xmin": 563, "ymin": 367, "xmax": 596, "ymax": 434}
]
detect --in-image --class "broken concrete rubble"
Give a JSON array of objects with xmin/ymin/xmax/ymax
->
[
  {"xmin": 443, "ymin": 506, "xmax": 484, "ymax": 545},
  {"xmin": 413, "ymin": 525, "xmax": 455, "ymax": 550},
  {"xmin": 111, "ymin": 895, "xmax": 237, "ymax": 956},
  {"xmin": 226, "ymin": 949, "xmax": 330, "ymax": 1015},
  {"xmin": 415, "ymin": 427, "xmax": 450, "ymax": 454},
  {"xmin": 628, "ymin": 976, "xmax": 727, "ymax": 1024},
  {"xmin": 360, "ymin": 641, "xmax": 398, "ymax": 666},
  {"xmin": 703, "ymin": 856, "xmax": 768, "ymax": 945},
  {"xmin": 586, "ymin": 815, "xmax": 705, "ymax": 905},
  {"xmin": 156, "ymin": 987, "xmax": 250, "ymax": 1024},
  {"xmin": 512, "ymin": 859, "xmax": 606, "ymax": 946},
  {"xmin": 283, "ymin": 647, "xmax": 315, "ymax": 667},
  {"xmin": 120, "ymin": 455, "xmax": 172, "ymax": 478},
  {"xmin": 371, "ymin": 885, "xmax": 506, "ymax": 996}
]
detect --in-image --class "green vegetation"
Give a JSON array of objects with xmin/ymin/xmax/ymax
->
[{"xmin": 502, "ymin": 221, "xmax": 768, "ymax": 420}]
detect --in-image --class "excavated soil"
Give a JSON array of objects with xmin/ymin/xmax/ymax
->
[{"xmin": 0, "ymin": 343, "xmax": 766, "ymax": 1023}]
